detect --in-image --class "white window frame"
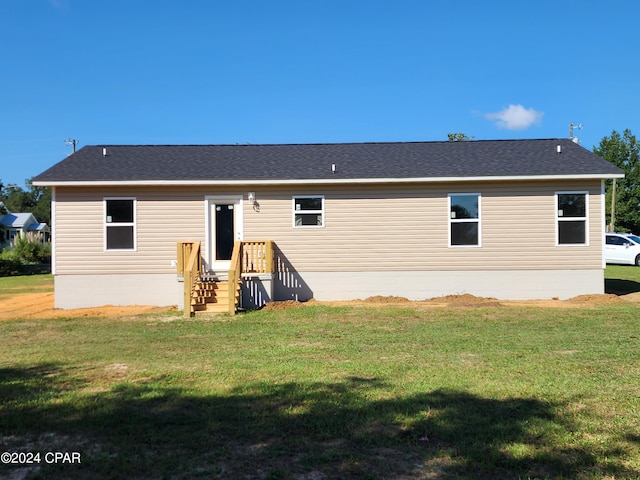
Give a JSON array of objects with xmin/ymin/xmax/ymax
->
[
  {"xmin": 448, "ymin": 193, "xmax": 481, "ymax": 247},
  {"xmin": 556, "ymin": 191, "xmax": 589, "ymax": 247},
  {"xmin": 104, "ymin": 197, "xmax": 137, "ymax": 252},
  {"xmin": 292, "ymin": 195, "xmax": 325, "ymax": 228}
]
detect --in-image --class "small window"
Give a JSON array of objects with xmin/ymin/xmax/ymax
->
[
  {"xmin": 293, "ymin": 196, "xmax": 324, "ymax": 227},
  {"xmin": 606, "ymin": 235, "xmax": 625, "ymax": 246},
  {"xmin": 105, "ymin": 198, "xmax": 136, "ymax": 250},
  {"xmin": 605, "ymin": 236, "xmax": 617, "ymax": 246},
  {"xmin": 449, "ymin": 193, "xmax": 480, "ymax": 246},
  {"xmin": 557, "ymin": 193, "xmax": 587, "ymax": 245}
]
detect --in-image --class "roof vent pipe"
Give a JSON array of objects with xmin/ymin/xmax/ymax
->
[
  {"xmin": 331, "ymin": 163, "xmax": 336, "ymax": 173},
  {"xmin": 103, "ymin": 147, "xmax": 108, "ymax": 157},
  {"xmin": 556, "ymin": 145, "xmax": 562, "ymax": 154}
]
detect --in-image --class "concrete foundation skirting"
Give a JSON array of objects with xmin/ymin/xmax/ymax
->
[
  {"xmin": 241, "ymin": 274, "xmax": 274, "ymax": 309},
  {"xmin": 54, "ymin": 274, "xmax": 181, "ymax": 309},
  {"xmin": 53, "ymin": 269, "xmax": 605, "ymax": 310},
  {"xmin": 273, "ymin": 269, "xmax": 605, "ymax": 302}
]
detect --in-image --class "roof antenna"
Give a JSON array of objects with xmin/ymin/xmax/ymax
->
[
  {"xmin": 64, "ymin": 138, "xmax": 78, "ymax": 154},
  {"xmin": 569, "ymin": 123, "xmax": 582, "ymax": 144}
]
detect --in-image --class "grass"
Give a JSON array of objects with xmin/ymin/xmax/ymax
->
[
  {"xmin": 0, "ymin": 272, "xmax": 639, "ymax": 479},
  {"xmin": 0, "ymin": 273, "xmax": 53, "ymax": 298},
  {"xmin": 0, "ymin": 273, "xmax": 52, "ymax": 305},
  {"xmin": 605, "ymin": 264, "xmax": 640, "ymax": 294}
]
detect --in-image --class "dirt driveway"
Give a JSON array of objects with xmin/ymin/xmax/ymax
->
[{"xmin": 0, "ymin": 288, "xmax": 175, "ymax": 320}]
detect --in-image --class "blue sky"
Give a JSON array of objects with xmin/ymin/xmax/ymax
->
[{"xmin": 1, "ymin": 0, "xmax": 639, "ymax": 187}]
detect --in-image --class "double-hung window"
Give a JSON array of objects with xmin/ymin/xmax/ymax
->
[
  {"xmin": 449, "ymin": 193, "xmax": 481, "ymax": 246},
  {"xmin": 105, "ymin": 198, "xmax": 136, "ymax": 250},
  {"xmin": 556, "ymin": 192, "xmax": 587, "ymax": 245},
  {"xmin": 293, "ymin": 196, "xmax": 324, "ymax": 227}
]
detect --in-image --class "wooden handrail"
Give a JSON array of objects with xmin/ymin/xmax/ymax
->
[
  {"xmin": 228, "ymin": 241, "xmax": 243, "ymax": 314},
  {"xmin": 179, "ymin": 241, "xmax": 201, "ymax": 317},
  {"xmin": 264, "ymin": 240, "xmax": 274, "ymax": 273},
  {"xmin": 241, "ymin": 240, "xmax": 274, "ymax": 273}
]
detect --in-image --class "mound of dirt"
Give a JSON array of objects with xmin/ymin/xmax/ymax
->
[
  {"xmin": 261, "ymin": 300, "xmax": 307, "ymax": 311},
  {"xmin": 565, "ymin": 293, "xmax": 628, "ymax": 306},
  {"xmin": 363, "ymin": 295, "xmax": 410, "ymax": 303},
  {"xmin": 622, "ymin": 292, "xmax": 640, "ymax": 302},
  {"xmin": 432, "ymin": 294, "xmax": 503, "ymax": 308}
]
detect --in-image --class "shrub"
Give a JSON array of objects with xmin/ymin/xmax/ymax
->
[
  {"xmin": 0, "ymin": 257, "xmax": 23, "ymax": 276},
  {"xmin": 0, "ymin": 236, "xmax": 51, "ymax": 265},
  {"xmin": 11, "ymin": 236, "xmax": 51, "ymax": 263}
]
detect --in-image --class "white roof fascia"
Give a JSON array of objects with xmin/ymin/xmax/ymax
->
[{"xmin": 32, "ymin": 173, "xmax": 625, "ymax": 187}]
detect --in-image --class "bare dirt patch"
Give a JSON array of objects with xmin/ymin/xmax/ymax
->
[
  {"xmin": 261, "ymin": 300, "xmax": 307, "ymax": 311},
  {"xmin": 564, "ymin": 293, "xmax": 628, "ymax": 306},
  {"xmin": 425, "ymin": 294, "xmax": 503, "ymax": 308},
  {"xmin": 260, "ymin": 292, "xmax": 640, "ymax": 311},
  {"xmin": 0, "ymin": 291, "xmax": 175, "ymax": 320},
  {"xmin": 2, "ymin": 289, "xmax": 639, "ymax": 320},
  {"xmin": 363, "ymin": 295, "xmax": 411, "ymax": 304},
  {"xmin": 622, "ymin": 291, "xmax": 640, "ymax": 303}
]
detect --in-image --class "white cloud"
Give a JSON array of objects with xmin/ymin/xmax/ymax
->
[{"xmin": 484, "ymin": 104, "xmax": 543, "ymax": 130}]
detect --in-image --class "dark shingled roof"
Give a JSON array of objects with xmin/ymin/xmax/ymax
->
[{"xmin": 32, "ymin": 139, "xmax": 623, "ymax": 184}]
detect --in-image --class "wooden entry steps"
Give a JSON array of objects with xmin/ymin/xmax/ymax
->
[
  {"xmin": 178, "ymin": 240, "xmax": 274, "ymax": 317},
  {"xmin": 191, "ymin": 279, "xmax": 241, "ymax": 314}
]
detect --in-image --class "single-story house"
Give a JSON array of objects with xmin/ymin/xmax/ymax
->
[
  {"xmin": 32, "ymin": 139, "xmax": 624, "ymax": 313},
  {"xmin": 0, "ymin": 210, "xmax": 50, "ymax": 249}
]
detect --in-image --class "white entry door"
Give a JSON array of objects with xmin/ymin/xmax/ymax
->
[{"xmin": 206, "ymin": 196, "xmax": 243, "ymax": 271}]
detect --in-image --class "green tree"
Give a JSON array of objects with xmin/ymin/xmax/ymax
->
[
  {"xmin": 25, "ymin": 179, "xmax": 52, "ymax": 225},
  {"xmin": 0, "ymin": 180, "xmax": 7, "ymax": 245},
  {"xmin": 0, "ymin": 180, "xmax": 7, "ymax": 215},
  {"xmin": 593, "ymin": 129, "xmax": 640, "ymax": 233},
  {"xmin": 447, "ymin": 132, "xmax": 474, "ymax": 141},
  {"xmin": 0, "ymin": 180, "xmax": 51, "ymax": 224}
]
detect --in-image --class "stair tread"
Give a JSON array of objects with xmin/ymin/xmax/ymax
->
[{"xmin": 189, "ymin": 276, "xmax": 241, "ymax": 315}]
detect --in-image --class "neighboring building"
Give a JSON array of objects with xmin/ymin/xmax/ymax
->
[
  {"xmin": 0, "ymin": 210, "xmax": 50, "ymax": 250},
  {"xmin": 32, "ymin": 139, "xmax": 623, "ymax": 311}
]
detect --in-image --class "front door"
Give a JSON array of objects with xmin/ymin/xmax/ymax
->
[
  {"xmin": 215, "ymin": 204, "xmax": 235, "ymax": 260},
  {"xmin": 207, "ymin": 196, "xmax": 243, "ymax": 270}
]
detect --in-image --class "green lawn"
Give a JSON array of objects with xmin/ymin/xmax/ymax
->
[
  {"xmin": 605, "ymin": 264, "xmax": 640, "ymax": 294},
  {"xmin": 1, "ymin": 273, "xmax": 639, "ymax": 479},
  {"xmin": 0, "ymin": 273, "xmax": 53, "ymax": 299},
  {"xmin": 0, "ymin": 273, "xmax": 52, "ymax": 306}
]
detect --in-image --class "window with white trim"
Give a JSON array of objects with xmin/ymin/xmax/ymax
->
[
  {"xmin": 556, "ymin": 192, "xmax": 587, "ymax": 245},
  {"xmin": 293, "ymin": 196, "xmax": 324, "ymax": 227},
  {"xmin": 105, "ymin": 198, "xmax": 136, "ymax": 250},
  {"xmin": 449, "ymin": 193, "xmax": 480, "ymax": 246}
]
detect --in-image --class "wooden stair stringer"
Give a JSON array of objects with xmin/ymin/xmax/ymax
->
[{"xmin": 191, "ymin": 279, "xmax": 241, "ymax": 314}]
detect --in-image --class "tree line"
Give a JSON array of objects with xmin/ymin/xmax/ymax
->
[
  {"xmin": 593, "ymin": 129, "xmax": 640, "ymax": 233},
  {"xmin": 0, "ymin": 180, "xmax": 51, "ymax": 225}
]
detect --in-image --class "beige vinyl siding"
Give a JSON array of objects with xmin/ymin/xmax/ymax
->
[
  {"xmin": 54, "ymin": 180, "xmax": 604, "ymax": 275},
  {"xmin": 245, "ymin": 180, "xmax": 604, "ymax": 272},
  {"xmin": 55, "ymin": 187, "xmax": 207, "ymax": 275}
]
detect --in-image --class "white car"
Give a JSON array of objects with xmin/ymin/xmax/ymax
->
[{"xmin": 605, "ymin": 233, "xmax": 640, "ymax": 266}]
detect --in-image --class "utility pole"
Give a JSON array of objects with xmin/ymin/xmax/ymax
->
[
  {"xmin": 609, "ymin": 179, "xmax": 617, "ymax": 232},
  {"xmin": 64, "ymin": 138, "xmax": 78, "ymax": 154}
]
